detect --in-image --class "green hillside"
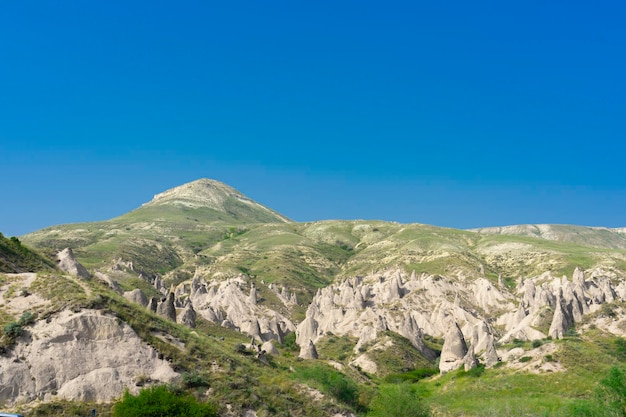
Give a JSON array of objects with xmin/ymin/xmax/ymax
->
[{"xmin": 0, "ymin": 233, "xmax": 55, "ymax": 273}]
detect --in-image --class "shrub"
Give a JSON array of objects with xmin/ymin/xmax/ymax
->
[
  {"xmin": 367, "ymin": 383, "xmax": 430, "ymax": 417},
  {"xmin": 112, "ymin": 385, "xmax": 218, "ymax": 417},
  {"xmin": 519, "ymin": 356, "xmax": 532, "ymax": 363},
  {"xmin": 467, "ymin": 364, "xmax": 485, "ymax": 377},
  {"xmin": 282, "ymin": 332, "xmax": 298, "ymax": 351},
  {"xmin": 531, "ymin": 339, "xmax": 542, "ymax": 349},
  {"xmin": 3, "ymin": 322, "xmax": 23, "ymax": 339},
  {"xmin": 18, "ymin": 311, "xmax": 35, "ymax": 326},
  {"xmin": 182, "ymin": 372, "xmax": 210, "ymax": 388}
]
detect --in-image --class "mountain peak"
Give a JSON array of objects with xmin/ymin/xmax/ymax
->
[
  {"xmin": 144, "ymin": 179, "xmax": 242, "ymax": 209},
  {"xmin": 140, "ymin": 179, "xmax": 290, "ymax": 223}
]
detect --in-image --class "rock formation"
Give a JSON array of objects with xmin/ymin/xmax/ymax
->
[
  {"xmin": 95, "ymin": 272, "xmax": 123, "ymax": 294},
  {"xmin": 439, "ymin": 322, "xmax": 468, "ymax": 373},
  {"xmin": 56, "ymin": 248, "xmax": 90, "ymax": 279},
  {"xmin": 549, "ymin": 291, "xmax": 574, "ymax": 339},
  {"xmin": 177, "ymin": 302, "xmax": 196, "ymax": 328},
  {"xmin": 299, "ymin": 339, "xmax": 319, "ymax": 359},
  {"xmin": 124, "ymin": 288, "xmax": 149, "ymax": 307},
  {"xmin": 156, "ymin": 293, "xmax": 176, "ymax": 322},
  {"xmin": 0, "ymin": 310, "xmax": 177, "ymax": 406}
]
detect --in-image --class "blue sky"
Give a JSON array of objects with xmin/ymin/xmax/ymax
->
[{"xmin": 1, "ymin": 1, "xmax": 625, "ymax": 236}]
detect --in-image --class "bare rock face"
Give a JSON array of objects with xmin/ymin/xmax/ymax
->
[
  {"xmin": 95, "ymin": 272, "xmax": 123, "ymax": 294},
  {"xmin": 483, "ymin": 335, "xmax": 500, "ymax": 367},
  {"xmin": 299, "ymin": 339, "xmax": 319, "ymax": 359},
  {"xmin": 439, "ymin": 322, "xmax": 468, "ymax": 373},
  {"xmin": 56, "ymin": 248, "xmax": 90, "ymax": 279},
  {"xmin": 248, "ymin": 318, "xmax": 263, "ymax": 342},
  {"xmin": 249, "ymin": 283, "xmax": 258, "ymax": 305},
  {"xmin": 0, "ymin": 310, "xmax": 178, "ymax": 406},
  {"xmin": 124, "ymin": 288, "xmax": 149, "ymax": 307},
  {"xmin": 185, "ymin": 276, "xmax": 295, "ymax": 344},
  {"xmin": 463, "ymin": 346, "xmax": 478, "ymax": 371},
  {"xmin": 177, "ymin": 303, "xmax": 196, "ymax": 328},
  {"xmin": 156, "ymin": 293, "xmax": 176, "ymax": 322},
  {"xmin": 549, "ymin": 292, "xmax": 574, "ymax": 339},
  {"xmin": 399, "ymin": 313, "xmax": 437, "ymax": 361}
]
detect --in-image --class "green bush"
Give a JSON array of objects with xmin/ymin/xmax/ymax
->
[
  {"xmin": 463, "ymin": 364, "xmax": 485, "ymax": 378},
  {"xmin": 18, "ymin": 311, "xmax": 35, "ymax": 326},
  {"xmin": 3, "ymin": 322, "xmax": 23, "ymax": 338},
  {"xmin": 182, "ymin": 372, "xmax": 210, "ymax": 388},
  {"xmin": 367, "ymin": 383, "xmax": 430, "ymax": 417},
  {"xmin": 112, "ymin": 385, "xmax": 218, "ymax": 417}
]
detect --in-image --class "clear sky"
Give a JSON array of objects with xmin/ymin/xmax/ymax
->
[{"xmin": 1, "ymin": 1, "xmax": 625, "ymax": 237}]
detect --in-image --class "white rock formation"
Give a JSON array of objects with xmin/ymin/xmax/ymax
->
[
  {"xmin": 184, "ymin": 276, "xmax": 295, "ymax": 343},
  {"xmin": 0, "ymin": 310, "xmax": 178, "ymax": 406},
  {"xmin": 56, "ymin": 248, "xmax": 90, "ymax": 279},
  {"xmin": 439, "ymin": 322, "xmax": 468, "ymax": 373},
  {"xmin": 299, "ymin": 340, "xmax": 319, "ymax": 359}
]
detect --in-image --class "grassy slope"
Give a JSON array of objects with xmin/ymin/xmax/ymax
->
[
  {"xmin": 422, "ymin": 328, "xmax": 626, "ymax": 416},
  {"xmin": 23, "ymin": 219, "xmax": 626, "ymax": 296},
  {"xmin": 0, "ymin": 233, "xmax": 55, "ymax": 273},
  {"xmin": 473, "ymin": 224, "xmax": 626, "ymax": 250}
]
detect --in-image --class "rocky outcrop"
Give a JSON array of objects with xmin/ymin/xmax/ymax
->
[
  {"xmin": 483, "ymin": 335, "xmax": 500, "ymax": 367},
  {"xmin": 0, "ymin": 310, "xmax": 177, "ymax": 406},
  {"xmin": 299, "ymin": 340, "xmax": 319, "ymax": 359},
  {"xmin": 124, "ymin": 288, "xmax": 149, "ymax": 307},
  {"xmin": 56, "ymin": 248, "xmax": 90, "ymax": 279},
  {"xmin": 463, "ymin": 346, "xmax": 478, "ymax": 371},
  {"xmin": 549, "ymin": 291, "xmax": 574, "ymax": 339},
  {"xmin": 439, "ymin": 322, "xmax": 468, "ymax": 373},
  {"xmin": 184, "ymin": 276, "xmax": 295, "ymax": 344},
  {"xmin": 177, "ymin": 302, "xmax": 196, "ymax": 328},
  {"xmin": 399, "ymin": 313, "xmax": 437, "ymax": 361},
  {"xmin": 95, "ymin": 272, "xmax": 123, "ymax": 294},
  {"xmin": 156, "ymin": 293, "xmax": 176, "ymax": 322}
]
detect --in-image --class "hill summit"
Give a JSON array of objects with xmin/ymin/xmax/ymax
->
[{"xmin": 133, "ymin": 178, "xmax": 290, "ymax": 224}]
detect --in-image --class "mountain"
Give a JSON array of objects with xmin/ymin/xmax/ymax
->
[
  {"xmin": 6, "ymin": 179, "xmax": 626, "ymax": 416},
  {"xmin": 127, "ymin": 178, "xmax": 291, "ymax": 224}
]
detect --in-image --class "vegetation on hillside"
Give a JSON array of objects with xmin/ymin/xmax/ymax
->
[
  {"xmin": 10, "ymin": 182, "xmax": 626, "ymax": 416},
  {"xmin": 0, "ymin": 233, "xmax": 54, "ymax": 273}
]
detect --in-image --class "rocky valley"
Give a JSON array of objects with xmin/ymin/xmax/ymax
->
[{"xmin": 1, "ymin": 179, "xmax": 626, "ymax": 416}]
